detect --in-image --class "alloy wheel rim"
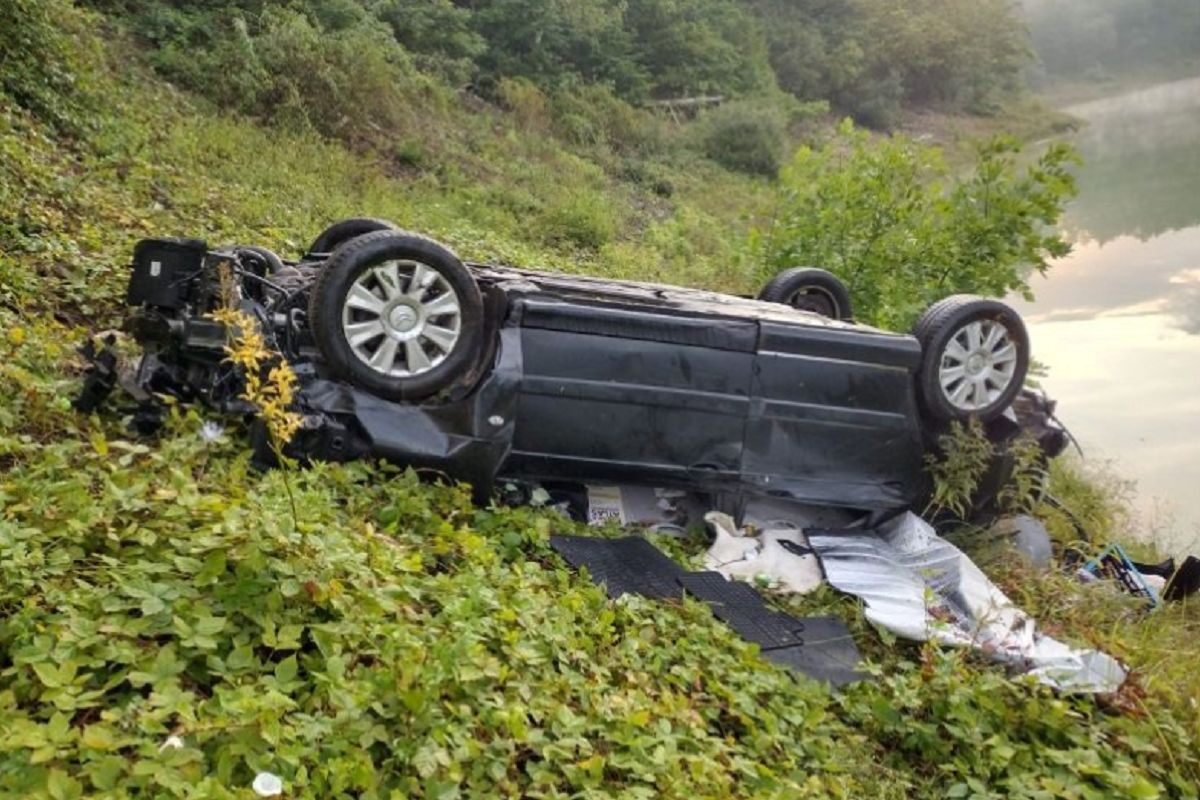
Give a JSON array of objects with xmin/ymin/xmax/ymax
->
[
  {"xmin": 937, "ymin": 319, "xmax": 1019, "ymax": 412},
  {"xmin": 340, "ymin": 260, "xmax": 462, "ymax": 377}
]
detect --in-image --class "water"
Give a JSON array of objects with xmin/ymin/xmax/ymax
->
[{"xmin": 1010, "ymin": 75, "xmax": 1200, "ymax": 553}]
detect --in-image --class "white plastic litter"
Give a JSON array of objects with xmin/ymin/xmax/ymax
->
[
  {"xmin": 703, "ymin": 511, "xmax": 823, "ymax": 594},
  {"xmin": 158, "ymin": 735, "xmax": 184, "ymax": 752},
  {"xmin": 807, "ymin": 512, "xmax": 1127, "ymax": 694},
  {"xmin": 199, "ymin": 420, "xmax": 225, "ymax": 443},
  {"xmin": 252, "ymin": 772, "xmax": 283, "ymax": 797}
]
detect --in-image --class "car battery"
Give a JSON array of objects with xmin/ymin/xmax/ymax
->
[{"xmin": 127, "ymin": 237, "xmax": 208, "ymax": 309}]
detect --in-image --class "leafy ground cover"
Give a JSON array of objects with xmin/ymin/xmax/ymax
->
[{"xmin": 1, "ymin": 3, "xmax": 1198, "ymax": 798}]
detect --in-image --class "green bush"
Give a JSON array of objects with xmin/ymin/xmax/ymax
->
[
  {"xmin": 551, "ymin": 85, "xmax": 666, "ymax": 155},
  {"xmin": 757, "ymin": 122, "xmax": 1078, "ymax": 329},
  {"xmin": 837, "ymin": 69, "xmax": 904, "ymax": 131},
  {"xmin": 495, "ymin": 77, "xmax": 551, "ymax": 132},
  {"xmin": 137, "ymin": 6, "xmax": 437, "ymax": 143},
  {"xmin": 697, "ymin": 98, "xmax": 788, "ymax": 177},
  {"xmin": 537, "ymin": 190, "xmax": 619, "ymax": 251}
]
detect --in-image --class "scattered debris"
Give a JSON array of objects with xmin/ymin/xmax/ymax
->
[
  {"xmin": 1165, "ymin": 556, "xmax": 1200, "ymax": 601},
  {"xmin": 549, "ymin": 534, "xmax": 865, "ymax": 686},
  {"xmin": 582, "ymin": 484, "xmax": 706, "ymax": 533},
  {"xmin": 677, "ymin": 572, "xmax": 864, "ymax": 686},
  {"xmin": 808, "ymin": 513, "xmax": 1127, "ymax": 694},
  {"xmin": 1080, "ymin": 546, "xmax": 1200, "ymax": 606},
  {"xmin": 703, "ymin": 511, "xmax": 823, "ymax": 595},
  {"xmin": 550, "ymin": 535, "xmax": 685, "ymax": 600},
  {"xmin": 158, "ymin": 735, "xmax": 184, "ymax": 752},
  {"xmin": 1080, "ymin": 543, "xmax": 1163, "ymax": 607},
  {"xmin": 199, "ymin": 420, "xmax": 225, "ymax": 443},
  {"xmin": 989, "ymin": 514, "xmax": 1054, "ymax": 569},
  {"xmin": 252, "ymin": 772, "xmax": 283, "ymax": 797}
]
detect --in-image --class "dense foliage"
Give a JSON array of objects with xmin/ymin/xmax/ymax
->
[
  {"xmin": 757, "ymin": 123, "xmax": 1078, "ymax": 329},
  {"xmin": 85, "ymin": 0, "xmax": 1034, "ymax": 135},
  {"xmin": 1021, "ymin": 0, "xmax": 1200, "ymax": 84},
  {"xmin": 0, "ymin": 0, "xmax": 99, "ymax": 133},
  {"xmin": 752, "ymin": 0, "xmax": 1030, "ymax": 126}
]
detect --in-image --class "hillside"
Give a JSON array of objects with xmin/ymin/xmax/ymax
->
[{"xmin": 1, "ymin": 1, "xmax": 1198, "ymax": 797}]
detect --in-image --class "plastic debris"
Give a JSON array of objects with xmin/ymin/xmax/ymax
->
[
  {"xmin": 808, "ymin": 512, "xmax": 1127, "ymax": 694},
  {"xmin": 252, "ymin": 772, "xmax": 283, "ymax": 797},
  {"xmin": 158, "ymin": 735, "xmax": 184, "ymax": 752},
  {"xmin": 703, "ymin": 511, "xmax": 823, "ymax": 595},
  {"xmin": 1081, "ymin": 542, "xmax": 1162, "ymax": 607},
  {"xmin": 199, "ymin": 420, "xmax": 225, "ymax": 443},
  {"xmin": 989, "ymin": 514, "xmax": 1053, "ymax": 569}
]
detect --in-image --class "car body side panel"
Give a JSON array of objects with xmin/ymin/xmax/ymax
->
[
  {"xmin": 741, "ymin": 323, "xmax": 926, "ymax": 509},
  {"xmin": 506, "ymin": 300, "xmax": 755, "ymax": 488}
]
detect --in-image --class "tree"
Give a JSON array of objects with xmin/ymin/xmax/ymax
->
[
  {"xmin": 469, "ymin": 0, "xmax": 647, "ymax": 97},
  {"xmin": 624, "ymin": 0, "xmax": 774, "ymax": 98}
]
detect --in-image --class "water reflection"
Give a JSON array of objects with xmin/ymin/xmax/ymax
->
[
  {"xmin": 1012, "ymin": 75, "xmax": 1200, "ymax": 551},
  {"xmin": 1063, "ymin": 77, "xmax": 1200, "ymax": 248}
]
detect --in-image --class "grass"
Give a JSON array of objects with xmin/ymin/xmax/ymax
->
[{"xmin": 1, "ymin": 13, "xmax": 1198, "ymax": 800}]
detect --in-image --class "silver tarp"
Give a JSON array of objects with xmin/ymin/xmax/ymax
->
[{"xmin": 807, "ymin": 513, "xmax": 1127, "ymax": 693}]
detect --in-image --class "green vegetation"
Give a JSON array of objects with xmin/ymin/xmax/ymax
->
[
  {"xmin": 1, "ymin": 0, "xmax": 1198, "ymax": 797},
  {"xmin": 1021, "ymin": 0, "xmax": 1200, "ymax": 88},
  {"xmin": 87, "ymin": 0, "xmax": 1033, "ymax": 133},
  {"xmin": 757, "ymin": 123, "xmax": 1078, "ymax": 329}
]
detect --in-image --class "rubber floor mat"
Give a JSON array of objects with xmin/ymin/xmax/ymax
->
[
  {"xmin": 679, "ymin": 571, "xmax": 866, "ymax": 686},
  {"xmin": 550, "ymin": 535, "xmax": 686, "ymax": 599},
  {"xmin": 758, "ymin": 622, "xmax": 868, "ymax": 687},
  {"xmin": 676, "ymin": 572, "xmax": 806, "ymax": 649}
]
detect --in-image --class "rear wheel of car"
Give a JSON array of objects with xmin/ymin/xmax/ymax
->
[
  {"xmin": 758, "ymin": 267, "xmax": 853, "ymax": 320},
  {"xmin": 913, "ymin": 295, "xmax": 1029, "ymax": 423},
  {"xmin": 235, "ymin": 245, "xmax": 285, "ymax": 275},
  {"xmin": 307, "ymin": 217, "xmax": 399, "ymax": 256},
  {"xmin": 308, "ymin": 230, "xmax": 485, "ymax": 401}
]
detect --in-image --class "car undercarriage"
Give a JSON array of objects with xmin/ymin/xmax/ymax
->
[{"xmin": 76, "ymin": 219, "xmax": 1069, "ymax": 523}]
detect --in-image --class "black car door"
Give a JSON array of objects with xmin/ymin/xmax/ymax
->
[
  {"xmin": 506, "ymin": 297, "xmax": 756, "ymax": 490},
  {"xmin": 741, "ymin": 321, "xmax": 926, "ymax": 510}
]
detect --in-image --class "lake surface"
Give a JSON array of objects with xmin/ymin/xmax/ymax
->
[{"xmin": 1009, "ymin": 75, "xmax": 1200, "ymax": 554}]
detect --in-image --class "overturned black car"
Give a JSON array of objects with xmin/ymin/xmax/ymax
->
[{"xmin": 80, "ymin": 217, "xmax": 1067, "ymax": 519}]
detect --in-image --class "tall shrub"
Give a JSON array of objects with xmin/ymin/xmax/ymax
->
[{"xmin": 757, "ymin": 122, "xmax": 1078, "ymax": 328}]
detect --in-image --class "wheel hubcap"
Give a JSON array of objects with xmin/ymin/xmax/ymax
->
[
  {"xmin": 340, "ymin": 260, "xmax": 463, "ymax": 377},
  {"xmin": 938, "ymin": 319, "xmax": 1019, "ymax": 412}
]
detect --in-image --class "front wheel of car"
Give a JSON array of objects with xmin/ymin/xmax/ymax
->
[
  {"xmin": 308, "ymin": 230, "xmax": 485, "ymax": 402},
  {"xmin": 913, "ymin": 295, "xmax": 1030, "ymax": 423},
  {"xmin": 758, "ymin": 267, "xmax": 853, "ymax": 320}
]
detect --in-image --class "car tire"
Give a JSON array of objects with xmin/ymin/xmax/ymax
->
[
  {"xmin": 308, "ymin": 230, "xmax": 484, "ymax": 402},
  {"xmin": 235, "ymin": 245, "xmax": 285, "ymax": 275},
  {"xmin": 758, "ymin": 267, "xmax": 853, "ymax": 320},
  {"xmin": 913, "ymin": 295, "xmax": 1029, "ymax": 423},
  {"xmin": 307, "ymin": 217, "xmax": 399, "ymax": 256}
]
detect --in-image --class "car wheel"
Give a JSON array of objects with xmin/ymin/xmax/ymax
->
[
  {"xmin": 758, "ymin": 267, "xmax": 853, "ymax": 320},
  {"xmin": 235, "ymin": 245, "xmax": 285, "ymax": 274},
  {"xmin": 913, "ymin": 295, "xmax": 1029, "ymax": 423},
  {"xmin": 308, "ymin": 230, "xmax": 484, "ymax": 402},
  {"xmin": 307, "ymin": 217, "xmax": 399, "ymax": 256}
]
